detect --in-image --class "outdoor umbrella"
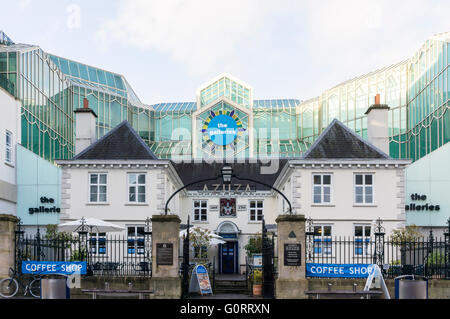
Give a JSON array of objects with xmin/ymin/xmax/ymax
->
[
  {"xmin": 58, "ymin": 217, "xmax": 125, "ymax": 234},
  {"xmin": 179, "ymin": 226, "xmax": 226, "ymax": 245}
]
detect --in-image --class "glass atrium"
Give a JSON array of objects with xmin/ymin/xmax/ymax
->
[{"xmin": 0, "ymin": 30, "xmax": 448, "ymax": 162}]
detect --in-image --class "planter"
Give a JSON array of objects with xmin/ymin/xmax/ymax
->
[{"xmin": 253, "ymin": 284, "xmax": 262, "ymax": 296}]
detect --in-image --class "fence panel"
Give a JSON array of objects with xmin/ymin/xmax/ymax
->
[
  {"xmin": 305, "ymin": 236, "xmax": 449, "ymax": 279},
  {"xmin": 16, "ymin": 234, "xmax": 153, "ymax": 277}
]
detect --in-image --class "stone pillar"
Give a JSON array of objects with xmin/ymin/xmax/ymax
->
[
  {"xmin": 275, "ymin": 214, "xmax": 308, "ymax": 299},
  {"xmin": 0, "ymin": 214, "xmax": 18, "ymax": 278},
  {"xmin": 150, "ymin": 215, "xmax": 181, "ymax": 298}
]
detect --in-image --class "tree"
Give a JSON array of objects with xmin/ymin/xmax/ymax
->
[
  {"xmin": 244, "ymin": 234, "xmax": 262, "ymax": 258},
  {"xmin": 189, "ymin": 227, "xmax": 213, "ymax": 260},
  {"xmin": 390, "ymin": 225, "xmax": 423, "ymax": 244}
]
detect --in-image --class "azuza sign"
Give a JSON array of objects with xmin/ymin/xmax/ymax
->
[{"xmin": 306, "ymin": 263, "xmax": 372, "ymax": 278}]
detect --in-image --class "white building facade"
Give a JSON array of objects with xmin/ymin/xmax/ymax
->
[
  {"xmin": 56, "ymin": 101, "xmax": 411, "ymax": 274},
  {"xmin": 0, "ymin": 86, "xmax": 21, "ymax": 216}
]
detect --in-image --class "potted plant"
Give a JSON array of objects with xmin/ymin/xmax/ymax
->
[{"xmin": 252, "ymin": 269, "xmax": 262, "ymax": 296}]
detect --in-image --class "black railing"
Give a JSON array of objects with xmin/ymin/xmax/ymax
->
[
  {"xmin": 16, "ymin": 234, "xmax": 153, "ymax": 277},
  {"xmin": 305, "ymin": 236, "xmax": 449, "ymax": 279}
]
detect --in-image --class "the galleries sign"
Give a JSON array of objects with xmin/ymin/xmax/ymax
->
[
  {"xmin": 405, "ymin": 193, "xmax": 440, "ymax": 212},
  {"xmin": 201, "ymin": 110, "xmax": 246, "ymax": 151},
  {"xmin": 28, "ymin": 196, "xmax": 61, "ymax": 215}
]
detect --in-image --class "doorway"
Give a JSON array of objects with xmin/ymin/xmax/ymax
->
[{"xmin": 220, "ymin": 241, "xmax": 237, "ymax": 274}]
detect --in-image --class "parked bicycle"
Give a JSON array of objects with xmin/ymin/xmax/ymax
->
[{"xmin": 0, "ymin": 268, "xmax": 41, "ymax": 298}]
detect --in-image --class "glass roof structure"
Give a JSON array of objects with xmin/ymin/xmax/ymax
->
[{"xmin": 0, "ymin": 30, "xmax": 448, "ymax": 163}]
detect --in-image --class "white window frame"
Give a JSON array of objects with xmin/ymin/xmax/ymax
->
[
  {"xmin": 127, "ymin": 173, "xmax": 147, "ymax": 204},
  {"xmin": 354, "ymin": 173, "xmax": 374, "ymax": 205},
  {"xmin": 193, "ymin": 200, "xmax": 208, "ymax": 222},
  {"xmin": 313, "ymin": 225, "xmax": 333, "ymax": 256},
  {"xmin": 88, "ymin": 173, "xmax": 108, "ymax": 203},
  {"xmin": 249, "ymin": 200, "xmax": 264, "ymax": 222},
  {"xmin": 354, "ymin": 224, "xmax": 372, "ymax": 257},
  {"xmin": 5, "ymin": 130, "xmax": 12, "ymax": 165},
  {"xmin": 312, "ymin": 173, "xmax": 332, "ymax": 204}
]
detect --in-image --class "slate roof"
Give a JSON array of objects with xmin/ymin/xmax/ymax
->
[
  {"xmin": 171, "ymin": 159, "xmax": 289, "ymax": 191},
  {"xmin": 302, "ymin": 119, "xmax": 391, "ymax": 160},
  {"xmin": 73, "ymin": 121, "xmax": 158, "ymax": 160}
]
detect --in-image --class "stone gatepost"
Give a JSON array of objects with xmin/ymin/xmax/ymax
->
[
  {"xmin": 0, "ymin": 214, "xmax": 18, "ymax": 279},
  {"xmin": 275, "ymin": 214, "xmax": 308, "ymax": 299},
  {"xmin": 150, "ymin": 215, "xmax": 181, "ymax": 298}
]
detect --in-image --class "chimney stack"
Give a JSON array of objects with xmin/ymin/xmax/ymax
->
[
  {"xmin": 74, "ymin": 98, "xmax": 98, "ymax": 155},
  {"xmin": 365, "ymin": 94, "xmax": 390, "ymax": 154}
]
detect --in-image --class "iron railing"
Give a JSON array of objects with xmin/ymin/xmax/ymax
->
[
  {"xmin": 16, "ymin": 234, "xmax": 153, "ymax": 277},
  {"xmin": 305, "ymin": 236, "xmax": 449, "ymax": 279}
]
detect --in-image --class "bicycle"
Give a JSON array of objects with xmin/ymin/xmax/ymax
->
[{"xmin": 0, "ymin": 268, "xmax": 41, "ymax": 298}]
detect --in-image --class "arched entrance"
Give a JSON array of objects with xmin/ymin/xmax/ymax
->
[{"xmin": 216, "ymin": 221, "xmax": 240, "ymax": 274}]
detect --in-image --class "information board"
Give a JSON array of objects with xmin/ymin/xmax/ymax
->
[
  {"xmin": 22, "ymin": 261, "xmax": 86, "ymax": 275},
  {"xmin": 284, "ymin": 243, "xmax": 301, "ymax": 266},
  {"xmin": 156, "ymin": 243, "xmax": 173, "ymax": 265},
  {"xmin": 189, "ymin": 264, "xmax": 213, "ymax": 295}
]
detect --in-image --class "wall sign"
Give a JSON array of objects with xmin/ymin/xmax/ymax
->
[
  {"xmin": 156, "ymin": 243, "xmax": 173, "ymax": 266},
  {"xmin": 306, "ymin": 263, "xmax": 372, "ymax": 278},
  {"xmin": 237, "ymin": 205, "xmax": 247, "ymax": 211},
  {"xmin": 201, "ymin": 110, "xmax": 246, "ymax": 152},
  {"xmin": 28, "ymin": 196, "xmax": 61, "ymax": 215},
  {"xmin": 220, "ymin": 198, "xmax": 236, "ymax": 217},
  {"xmin": 405, "ymin": 193, "xmax": 440, "ymax": 212},
  {"xmin": 284, "ymin": 243, "xmax": 301, "ymax": 266},
  {"xmin": 22, "ymin": 261, "xmax": 86, "ymax": 275}
]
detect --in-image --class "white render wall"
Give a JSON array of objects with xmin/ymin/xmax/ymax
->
[
  {"xmin": 279, "ymin": 165, "xmax": 407, "ymax": 237},
  {"xmin": 60, "ymin": 165, "xmax": 180, "ymax": 230},
  {"xmin": 0, "ymin": 88, "xmax": 21, "ymax": 216}
]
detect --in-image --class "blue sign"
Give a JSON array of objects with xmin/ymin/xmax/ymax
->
[
  {"xmin": 22, "ymin": 261, "xmax": 87, "ymax": 275},
  {"xmin": 195, "ymin": 265, "xmax": 213, "ymax": 295},
  {"xmin": 306, "ymin": 263, "xmax": 372, "ymax": 278},
  {"xmin": 207, "ymin": 115, "xmax": 238, "ymax": 146}
]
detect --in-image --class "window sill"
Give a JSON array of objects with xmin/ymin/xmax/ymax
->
[
  {"xmin": 192, "ymin": 221, "xmax": 209, "ymax": 224},
  {"xmin": 125, "ymin": 203, "xmax": 149, "ymax": 206},
  {"xmin": 353, "ymin": 204, "xmax": 377, "ymax": 207},
  {"xmin": 219, "ymin": 215, "xmax": 237, "ymax": 218},
  {"xmin": 311, "ymin": 204, "xmax": 335, "ymax": 207},
  {"xmin": 4, "ymin": 162, "xmax": 14, "ymax": 168},
  {"xmin": 86, "ymin": 202, "xmax": 110, "ymax": 206},
  {"xmin": 248, "ymin": 221, "xmax": 263, "ymax": 224}
]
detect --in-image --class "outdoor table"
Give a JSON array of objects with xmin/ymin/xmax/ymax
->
[
  {"xmin": 82, "ymin": 289, "xmax": 154, "ymax": 299},
  {"xmin": 305, "ymin": 289, "xmax": 384, "ymax": 299}
]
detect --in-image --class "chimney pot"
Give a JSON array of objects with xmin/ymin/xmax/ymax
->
[
  {"xmin": 83, "ymin": 98, "xmax": 89, "ymax": 109},
  {"xmin": 375, "ymin": 94, "xmax": 380, "ymax": 105}
]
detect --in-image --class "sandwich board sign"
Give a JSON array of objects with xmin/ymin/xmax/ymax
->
[{"xmin": 189, "ymin": 264, "xmax": 213, "ymax": 296}]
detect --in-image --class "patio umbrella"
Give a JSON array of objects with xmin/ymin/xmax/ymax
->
[
  {"xmin": 179, "ymin": 226, "xmax": 226, "ymax": 245},
  {"xmin": 58, "ymin": 217, "xmax": 125, "ymax": 234}
]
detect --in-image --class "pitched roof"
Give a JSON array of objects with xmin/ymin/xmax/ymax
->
[
  {"xmin": 73, "ymin": 121, "xmax": 158, "ymax": 160},
  {"xmin": 302, "ymin": 119, "xmax": 391, "ymax": 160},
  {"xmin": 171, "ymin": 159, "xmax": 289, "ymax": 191}
]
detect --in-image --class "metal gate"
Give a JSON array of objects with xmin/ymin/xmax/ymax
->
[
  {"xmin": 181, "ymin": 216, "xmax": 191, "ymax": 299},
  {"xmin": 262, "ymin": 219, "xmax": 275, "ymax": 299}
]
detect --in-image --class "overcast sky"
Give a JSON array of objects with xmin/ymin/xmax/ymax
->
[{"xmin": 1, "ymin": 0, "xmax": 449, "ymax": 104}]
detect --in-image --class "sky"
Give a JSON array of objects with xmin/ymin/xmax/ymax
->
[{"xmin": 1, "ymin": 0, "xmax": 449, "ymax": 105}]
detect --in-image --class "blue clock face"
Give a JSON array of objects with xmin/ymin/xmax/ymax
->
[{"xmin": 207, "ymin": 115, "xmax": 239, "ymax": 146}]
